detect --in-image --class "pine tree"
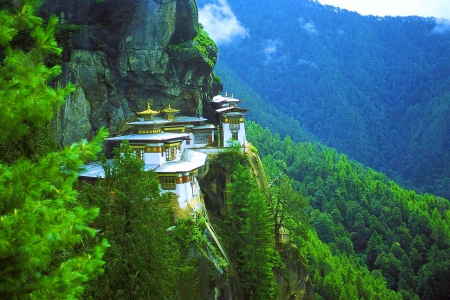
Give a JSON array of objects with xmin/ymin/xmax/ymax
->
[
  {"xmin": 227, "ymin": 164, "xmax": 278, "ymax": 299},
  {"xmin": 268, "ymin": 174, "xmax": 309, "ymax": 247},
  {"xmin": 79, "ymin": 142, "xmax": 180, "ymax": 299},
  {"xmin": 0, "ymin": 1, "xmax": 109, "ymax": 298}
]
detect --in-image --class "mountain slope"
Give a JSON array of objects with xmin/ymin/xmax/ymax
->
[
  {"xmin": 247, "ymin": 121, "xmax": 450, "ymax": 299},
  {"xmin": 199, "ymin": 0, "xmax": 450, "ymax": 198}
]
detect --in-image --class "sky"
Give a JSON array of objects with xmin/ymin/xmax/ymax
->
[
  {"xmin": 198, "ymin": 0, "xmax": 450, "ymax": 45},
  {"xmin": 316, "ymin": 0, "xmax": 450, "ymax": 19},
  {"xmin": 198, "ymin": 0, "xmax": 249, "ymax": 45}
]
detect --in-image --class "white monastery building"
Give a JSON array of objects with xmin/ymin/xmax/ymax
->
[{"xmin": 79, "ymin": 93, "xmax": 248, "ymax": 209}]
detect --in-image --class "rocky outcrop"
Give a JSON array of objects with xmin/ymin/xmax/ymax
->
[
  {"xmin": 200, "ymin": 151, "xmax": 315, "ymax": 299},
  {"xmin": 276, "ymin": 246, "xmax": 315, "ymax": 300},
  {"xmin": 40, "ymin": 0, "xmax": 221, "ymax": 146}
]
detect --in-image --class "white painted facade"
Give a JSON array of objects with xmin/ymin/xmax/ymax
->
[
  {"xmin": 80, "ymin": 96, "xmax": 246, "ymax": 210},
  {"xmin": 142, "ymin": 143, "xmax": 165, "ymax": 165},
  {"xmin": 222, "ymin": 120, "xmax": 246, "ymax": 147}
]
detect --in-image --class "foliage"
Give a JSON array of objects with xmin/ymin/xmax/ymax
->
[
  {"xmin": 247, "ymin": 121, "xmax": 450, "ymax": 299},
  {"xmin": 226, "ymin": 163, "xmax": 279, "ymax": 299},
  {"xmin": 166, "ymin": 24, "xmax": 218, "ymax": 68},
  {"xmin": 305, "ymin": 230, "xmax": 402, "ymax": 300},
  {"xmin": 0, "ymin": 7, "xmax": 72, "ymax": 146},
  {"xmin": 268, "ymin": 174, "xmax": 309, "ymax": 247},
  {"xmin": 79, "ymin": 142, "xmax": 180, "ymax": 299},
  {"xmin": 226, "ymin": 137, "xmax": 242, "ymax": 150},
  {"xmin": 0, "ymin": 1, "xmax": 108, "ymax": 298},
  {"xmin": 194, "ymin": 25, "xmax": 218, "ymax": 67},
  {"xmin": 213, "ymin": 73, "xmax": 222, "ymax": 84}
]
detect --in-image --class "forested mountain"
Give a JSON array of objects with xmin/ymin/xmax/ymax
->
[
  {"xmin": 198, "ymin": 0, "xmax": 450, "ymax": 198},
  {"xmin": 248, "ymin": 121, "xmax": 450, "ymax": 299}
]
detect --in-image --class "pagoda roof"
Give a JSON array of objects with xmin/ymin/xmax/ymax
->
[
  {"xmin": 79, "ymin": 160, "xmax": 158, "ymax": 179},
  {"xmin": 128, "ymin": 117, "xmax": 169, "ymax": 126},
  {"xmin": 170, "ymin": 116, "xmax": 207, "ymax": 123},
  {"xmin": 79, "ymin": 149, "xmax": 207, "ymax": 178},
  {"xmin": 107, "ymin": 132, "xmax": 189, "ymax": 142},
  {"xmin": 215, "ymin": 106, "xmax": 248, "ymax": 114},
  {"xmin": 192, "ymin": 124, "xmax": 216, "ymax": 130},
  {"xmin": 211, "ymin": 94, "xmax": 242, "ymax": 104},
  {"xmin": 155, "ymin": 150, "xmax": 207, "ymax": 173},
  {"xmin": 128, "ymin": 116, "xmax": 207, "ymax": 126}
]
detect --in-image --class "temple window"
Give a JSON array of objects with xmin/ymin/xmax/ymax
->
[
  {"xmin": 229, "ymin": 118, "xmax": 240, "ymax": 132},
  {"xmin": 133, "ymin": 149, "xmax": 144, "ymax": 161},
  {"xmin": 232, "ymin": 132, "xmax": 239, "ymax": 140},
  {"xmin": 160, "ymin": 177, "xmax": 176, "ymax": 190},
  {"xmin": 165, "ymin": 147, "xmax": 177, "ymax": 161},
  {"xmin": 194, "ymin": 133, "xmax": 209, "ymax": 144}
]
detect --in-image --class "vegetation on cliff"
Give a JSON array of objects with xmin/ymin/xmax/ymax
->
[
  {"xmin": 79, "ymin": 143, "xmax": 181, "ymax": 299},
  {"xmin": 167, "ymin": 24, "xmax": 218, "ymax": 68},
  {"xmin": 0, "ymin": 1, "xmax": 108, "ymax": 298},
  {"xmin": 227, "ymin": 163, "xmax": 279, "ymax": 299},
  {"xmin": 79, "ymin": 143, "xmax": 235, "ymax": 299}
]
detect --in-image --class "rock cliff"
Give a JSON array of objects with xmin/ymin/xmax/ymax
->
[{"xmin": 40, "ymin": 0, "xmax": 221, "ymax": 146}]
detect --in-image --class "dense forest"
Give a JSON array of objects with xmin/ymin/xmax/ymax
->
[
  {"xmin": 248, "ymin": 121, "xmax": 450, "ymax": 299},
  {"xmin": 198, "ymin": 0, "xmax": 450, "ymax": 199}
]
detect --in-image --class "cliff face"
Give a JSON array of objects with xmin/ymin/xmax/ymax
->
[
  {"xmin": 40, "ymin": 0, "xmax": 221, "ymax": 146},
  {"xmin": 200, "ymin": 151, "xmax": 315, "ymax": 299}
]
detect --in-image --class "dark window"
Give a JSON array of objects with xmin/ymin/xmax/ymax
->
[
  {"xmin": 133, "ymin": 149, "xmax": 144, "ymax": 161},
  {"xmin": 160, "ymin": 177, "xmax": 176, "ymax": 190}
]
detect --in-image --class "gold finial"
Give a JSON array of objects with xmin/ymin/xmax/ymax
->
[
  {"xmin": 137, "ymin": 103, "xmax": 159, "ymax": 120},
  {"xmin": 161, "ymin": 103, "xmax": 179, "ymax": 113},
  {"xmin": 161, "ymin": 103, "xmax": 180, "ymax": 121}
]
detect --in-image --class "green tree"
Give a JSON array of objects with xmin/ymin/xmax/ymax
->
[
  {"xmin": 269, "ymin": 174, "xmax": 308, "ymax": 246},
  {"xmin": 374, "ymin": 252, "xmax": 401, "ymax": 289},
  {"xmin": 227, "ymin": 164, "xmax": 278, "ymax": 299},
  {"xmin": 366, "ymin": 231, "xmax": 386, "ymax": 268},
  {"xmin": 80, "ymin": 143, "xmax": 180, "ymax": 299},
  {"xmin": 0, "ymin": 2, "xmax": 73, "ymax": 161},
  {"xmin": 0, "ymin": 1, "xmax": 108, "ymax": 298}
]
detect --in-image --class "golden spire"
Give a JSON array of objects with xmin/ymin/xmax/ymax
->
[
  {"xmin": 137, "ymin": 103, "xmax": 159, "ymax": 120},
  {"xmin": 161, "ymin": 103, "xmax": 180, "ymax": 113},
  {"xmin": 161, "ymin": 103, "xmax": 180, "ymax": 121}
]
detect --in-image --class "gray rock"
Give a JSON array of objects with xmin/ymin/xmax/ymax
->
[{"xmin": 41, "ymin": 0, "xmax": 221, "ymax": 145}]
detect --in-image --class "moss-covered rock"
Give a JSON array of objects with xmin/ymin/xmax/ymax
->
[{"xmin": 40, "ymin": 0, "xmax": 222, "ymax": 145}]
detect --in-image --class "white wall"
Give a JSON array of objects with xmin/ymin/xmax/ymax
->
[
  {"xmin": 143, "ymin": 143, "xmax": 165, "ymax": 165},
  {"xmin": 222, "ymin": 122, "xmax": 246, "ymax": 147},
  {"xmin": 158, "ymin": 173, "xmax": 196, "ymax": 209}
]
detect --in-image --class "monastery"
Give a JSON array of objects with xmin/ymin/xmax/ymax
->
[{"xmin": 79, "ymin": 93, "xmax": 247, "ymax": 209}]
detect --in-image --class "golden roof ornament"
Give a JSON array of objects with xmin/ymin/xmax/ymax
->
[
  {"xmin": 137, "ymin": 103, "xmax": 159, "ymax": 121},
  {"xmin": 161, "ymin": 103, "xmax": 180, "ymax": 121},
  {"xmin": 161, "ymin": 103, "xmax": 180, "ymax": 113}
]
